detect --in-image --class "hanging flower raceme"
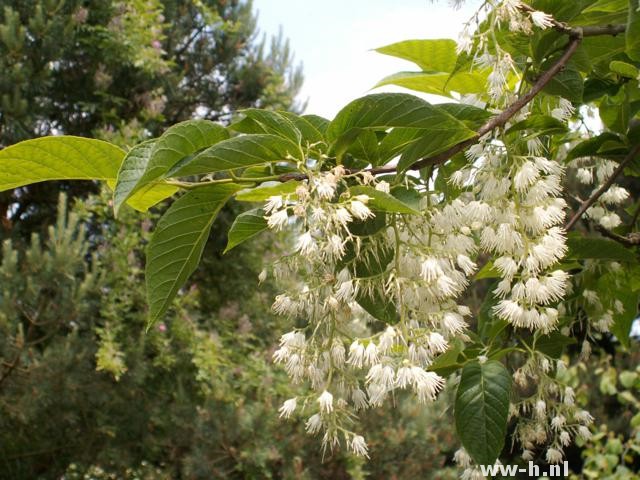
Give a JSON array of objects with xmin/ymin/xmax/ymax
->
[{"xmin": 262, "ymin": 165, "xmax": 485, "ymax": 455}]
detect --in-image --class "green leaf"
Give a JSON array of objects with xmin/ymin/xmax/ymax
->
[
  {"xmin": 566, "ymin": 132, "xmax": 627, "ymax": 161},
  {"xmin": 375, "ymin": 39, "xmax": 458, "ymax": 72},
  {"xmin": 120, "ymin": 120, "xmax": 229, "ymax": 207},
  {"xmin": 235, "ymin": 181, "xmax": 299, "ymax": 202},
  {"xmin": 169, "ymin": 134, "xmax": 302, "ymax": 177},
  {"xmin": 455, "ymin": 360, "xmax": 512, "ymax": 466},
  {"xmin": 567, "ymin": 236, "xmax": 636, "ymax": 262},
  {"xmin": 626, "ymin": 0, "xmax": 640, "ymax": 61},
  {"xmin": 224, "ymin": 208, "xmax": 268, "ymax": 253},
  {"xmin": 281, "ymin": 112, "xmax": 326, "ymax": 146},
  {"xmin": 146, "ymin": 183, "xmax": 244, "ymax": 325},
  {"xmin": 610, "ymin": 60, "xmax": 640, "ymax": 78},
  {"xmin": 326, "ymin": 93, "xmax": 476, "ymax": 158},
  {"xmin": 113, "ymin": 140, "xmax": 178, "ymax": 215},
  {"xmin": 349, "ymin": 185, "xmax": 420, "ymax": 214},
  {"xmin": 534, "ymin": 332, "xmax": 577, "ymax": 358},
  {"xmin": 506, "ymin": 115, "xmax": 569, "ymax": 137},
  {"xmin": 438, "ymin": 103, "xmax": 492, "ymax": 129},
  {"xmin": 397, "ymin": 127, "xmax": 477, "ymax": 173},
  {"xmin": 356, "ymin": 287, "xmax": 399, "ymax": 324},
  {"xmin": 230, "ymin": 109, "xmax": 302, "ymax": 144},
  {"xmin": 301, "ymin": 114, "xmax": 330, "ymax": 135},
  {"xmin": 429, "ymin": 339, "xmax": 465, "ymax": 376},
  {"xmin": 374, "ymin": 71, "xmax": 489, "ymax": 98},
  {"xmin": 540, "ymin": 62, "xmax": 584, "ymax": 103},
  {"xmin": 338, "ymin": 240, "xmax": 395, "ymax": 279},
  {"xmin": 348, "ymin": 211, "xmax": 387, "ymax": 237},
  {"xmin": 0, "ymin": 136, "xmax": 124, "ymax": 192}
]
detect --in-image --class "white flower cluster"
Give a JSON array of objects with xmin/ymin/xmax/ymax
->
[
  {"xmin": 569, "ymin": 157, "xmax": 630, "ymax": 229},
  {"xmin": 512, "ymin": 356, "xmax": 594, "ymax": 464},
  {"xmin": 456, "ymin": 1, "xmax": 559, "ymax": 104},
  {"xmin": 263, "ymin": 167, "xmax": 484, "ymax": 455},
  {"xmin": 457, "ymin": 142, "xmax": 570, "ymax": 332}
]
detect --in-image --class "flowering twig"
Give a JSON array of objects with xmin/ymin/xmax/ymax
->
[
  {"xmin": 565, "ymin": 143, "xmax": 640, "ymax": 231},
  {"xmin": 278, "ymin": 19, "xmax": 626, "ymax": 185}
]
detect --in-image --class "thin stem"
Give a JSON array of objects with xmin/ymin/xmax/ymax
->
[{"xmin": 565, "ymin": 143, "xmax": 640, "ymax": 231}]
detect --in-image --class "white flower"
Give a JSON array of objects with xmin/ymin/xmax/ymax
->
[
  {"xmin": 442, "ymin": 311, "xmax": 466, "ymax": 334},
  {"xmin": 366, "ymin": 364, "xmax": 395, "ymax": 389},
  {"xmin": 349, "ymin": 199, "xmax": 374, "ymax": 220},
  {"xmin": 364, "ymin": 342, "xmax": 379, "ymax": 366},
  {"xmin": 456, "ymin": 254, "xmax": 477, "ymax": 276},
  {"xmin": 348, "ymin": 340, "xmax": 366, "ymax": 368},
  {"xmin": 577, "ymin": 426, "xmax": 592, "ymax": 440},
  {"xmin": 600, "ymin": 185, "xmax": 629, "ymax": 205},
  {"xmin": 318, "ymin": 390, "xmax": 334, "ymax": 413},
  {"xmin": 546, "ymin": 447, "xmax": 563, "ymax": 464},
  {"xmin": 278, "ymin": 397, "xmax": 297, "ymax": 418},
  {"xmin": 551, "ymin": 415, "xmax": 566, "ymax": 430},
  {"xmin": 375, "ymin": 181, "xmax": 390, "ymax": 193},
  {"xmin": 456, "ymin": 26, "xmax": 474, "ymax": 54},
  {"xmin": 305, "ymin": 413, "xmax": 323, "ymax": 434},
  {"xmin": 335, "ymin": 280, "xmax": 355, "ymax": 302},
  {"xmin": 575, "ymin": 410, "xmax": 594, "ymax": 425},
  {"xmin": 535, "ymin": 400, "xmax": 546, "ymax": 418},
  {"xmin": 295, "ymin": 231, "xmax": 317, "ymax": 256},
  {"xmin": 559, "ymin": 431, "xmax": 571, "ymax": 446},
  {"xmin": 530, "ymin": 10, "xmax": 554, "ymax": 29},
  {"xmin": 272, "ymin": 295, "xmax": 297, "ymax": 315},
  {"xmin": 420, "ymin": 257, "xmax": 443, "ymax": 282},
  {"xmin": 429, "ymin": 332, "xmax": 449, "ymax": 354},
  {"xmin": 267, "ymin": 209, "xmax": 289, "ymax": 230},
  {"xmin": 327, "ymin": 234, "xmax": 346, "ymax": 259},
  {"xmin": 331, "ymin": 341, "xmax": 346, "ymax": 365},
  {"xmin": 378, "ymin": 326, "xmax": 397, "ymax": 352},
  {"xmin": 316, "ymin": 174, "xmax": 337, "ymax": 199},
  {"xmin": 349, "ymin": 435, "xmax": 369, "ymax": 457},
  {"xmin": 600, "ymin": 212, "xmax": 622, "ymax": 229},
  {"xmin": 258, "ymin": 269, "xmax": 267, "ymax": 283},
  {"xmin": 334, "ymin": 207, "xmax": 353, "ymax": 225},
  {"xmin": 264, "ymin": 195, "xmax": 283, "ymax": 213},
  {"xmin": 413, "ymin": 368, "xmax": 445, "ymax": 403},
  {"xmin": 576, "ymin": 167, "xmax": 593, "ymax": 184},
  {"xmin": 454, "ymin": 448, "xmax": 472, "ymax": 468},
  {"xmin": 352, "ymin": 388, "xmax": 368, "ymax": 410}
]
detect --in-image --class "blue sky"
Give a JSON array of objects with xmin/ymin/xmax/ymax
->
[{"xmin": 253, "ymin": 0, "xmax": 481, "ymax": 118}]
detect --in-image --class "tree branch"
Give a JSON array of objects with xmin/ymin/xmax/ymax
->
[
  {"xmin": 279, "ymin": 18, "xmax": 622, "ymax": 184},
  {"xmin": 565, "ymin": 143, "xmax": 640, "ymax": 231},
  {"xmin": 594, "ymin": 224, "xmax": 640, "ymax": 248}
]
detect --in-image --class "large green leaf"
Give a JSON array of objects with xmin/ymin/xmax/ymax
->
[
  {"xmin": 356, "ymin": 288, "xmax": 400, "ymax": 324},
  {"xmin": 455, "ymin": 360, "xmax": 512, "ymax": 465},
  {"xmin": 113, "ymin": 140, "xmax": 178, "ymax": 215},
  {"xmin": 235, "ymin": 181, "xmax": 299, "ymax": 202},
  {"xmin": 374, "ymin": 71, "xmax": 488, "ymax": 97},
  {"xmin": 118, "ymin": 120, "xmax": 229, "ymax": 208},
  {"xmin": 567, "ymin": 236, "xmax": 636, "ymax": 262},
  {"xmin": 626, "ymin": 0, "xmax": 640, "ymax": 61},
  {"xmin": 230, "ymin": 109, "xmax": 302, "ymax": 144},
  {"xmin": 349, "ymin": 185, "xmax": 420, "ymax": 214},
  {"xmin": 326, "ymin": 93, "xmax": 475, "ymax": 158},
  {"xmin": 0, "ymin": 136, "xmax": 124, "ymax": 191},
  {"xmin": 540, "ymin": 63, "xmax": 584, "ymax": 103},
  {"xmin": 397, "ymin": 127, "xmax": 477, "ymax": 172},
  {"xmin": 146, "ymin": 183, "xmax": 244, "ymax": 324},
  {"xmin": 534, "ymin": 332, "xmax": 577, "ymax": 358},
  {"xmin": 224, "ymin": 208, "xmax": 268, "ymax": 253},
  {"xmin": 375, "ymin": 39, "xmax": 458, "ymax": 72},
  {"xmin": 169, "ymin": 134, "xmax": 302, "ymax": 177}
]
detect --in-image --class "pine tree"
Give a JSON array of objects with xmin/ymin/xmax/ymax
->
[{"xmin": 0, "ymin": 0, "xmax": 303, "ymax": 237}]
